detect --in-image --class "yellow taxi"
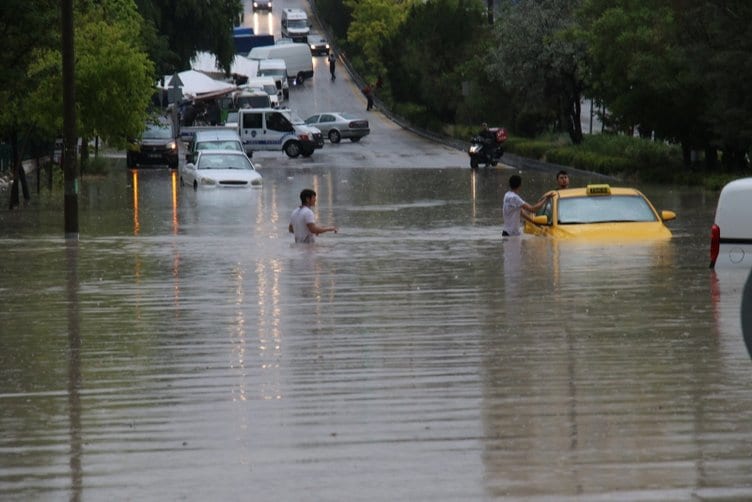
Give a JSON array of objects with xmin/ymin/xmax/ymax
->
[{"xmin": 523, "ymin": 184, "xmax": 676, "ymax": 240}]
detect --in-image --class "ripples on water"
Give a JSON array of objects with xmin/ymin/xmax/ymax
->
[{"xmin": 1, "ymin": 166, "xmax": 751, "ymax": 500}]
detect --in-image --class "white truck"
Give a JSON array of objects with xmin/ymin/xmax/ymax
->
[
  {"xmin": 280, "ymin": 8, "xmax": 310, "ymax": 43},
  {"xmin": 237, "ymin": 108, "xmax": 323, "ymax": 158},
  {"xmin": 256, "ymin": 58, "xmax": 290, "ymax": 100},
  {"xmin": 248, "ymin": 43, "xmax": 314, "ymax": 84}
]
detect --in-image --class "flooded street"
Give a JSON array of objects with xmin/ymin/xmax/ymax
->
[{"xmin": 1, "ymin": 164, "xmax": 751, "ymax": 500}]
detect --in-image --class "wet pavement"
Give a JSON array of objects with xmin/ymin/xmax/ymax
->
[{"xmin": 1, "ymin": 164, "xmax": 751, "ymax": 500}]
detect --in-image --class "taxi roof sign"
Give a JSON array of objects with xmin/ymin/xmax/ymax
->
[{"xmin": 586, "ymin": 184, "xmax": 611, "ymax": 196}]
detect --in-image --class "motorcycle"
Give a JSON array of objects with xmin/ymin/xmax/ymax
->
[{"xmin": 468, "ymin": 127, "xmax": 507, "ymax": 169}]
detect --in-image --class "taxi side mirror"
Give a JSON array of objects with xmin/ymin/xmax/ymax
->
[
  {"xmin": 531, "ymin": 215, "xmax": 549, "ymax": 225},
  {"xmin": 661, "ymin": 210, "xmax": 676, "ymax": 222}
]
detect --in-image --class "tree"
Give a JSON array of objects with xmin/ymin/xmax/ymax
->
[
  {"xmin": 577, "ymin": 0, "xmax": 709, "ymax": 164},
  {"xmin": 27, "ymin": 0, "xmax": 155, "ymax": 152},
  {"xmin": 134, "ymin": 0, "xmax": 242, "ymax": 75},
  {"xmin": 488, "ymin": 0, "xmax": 588, "ymax": 143},
  {"xmin": 0, "ymin": 0, "xmax": 60, "ymax": 208},
  {"xmin": 383, "ymin": 0, "xmax": 489, "ymax": 124},
  {"xmin": 345, "ymin": 0, "xmax": 411, "ymax": 79},
  {"xmin": 678, "ymin": 1, "xmax": 752, "ymax": 170}
]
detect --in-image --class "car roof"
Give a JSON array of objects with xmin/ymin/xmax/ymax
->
[
  {"xmin": 555, "ymin": 186, "xmax": 643, "ymax": 199},
  {"xmin": 194, "ymin": 129, "xmax": 241, "ymax": 141}
]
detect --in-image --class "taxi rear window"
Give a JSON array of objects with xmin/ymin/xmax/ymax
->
[{"xmin": 558, "ymin": 195, "xmax": 658, "ymax": 224}]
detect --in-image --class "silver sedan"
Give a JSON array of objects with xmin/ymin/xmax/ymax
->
[{"xmin": 304, "ymin": 112, "xmax": 370, "ymax": 143}]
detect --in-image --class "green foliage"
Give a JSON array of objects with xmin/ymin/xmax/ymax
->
[
  {"xmin": 26, "ymin": 1, "xmax": 155, "ymax": 148},
  {"xmin": 381, "ymin": 0, "xmax": 489, "ymax": 123},
  {"xmin": 505, "ymin": 139, "xmax": 552, "ymax": 160},
  {"xmin": 488, "ymin": 0, "xmax": 587, "ymax": 143},
  {"xmin": 345, "ymin": 0, "xmax": 409, "ymax": 79}
]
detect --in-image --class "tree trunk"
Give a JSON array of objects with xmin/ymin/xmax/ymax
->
[
  {"xmin": 565, "ymin": 95, "xmax": 583, "ymax": 145},
  {"xmin": 8, "ymin": 129, "xmax": 30, "ymax": 210}
]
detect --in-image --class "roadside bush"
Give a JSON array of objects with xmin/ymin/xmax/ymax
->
[{"xmin": 505, "ymin": 139, "xmax": 550, "ymax": 160}]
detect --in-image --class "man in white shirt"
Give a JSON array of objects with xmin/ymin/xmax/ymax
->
[
  {"xmin": 502, "ymin": 175, "xmax": 550, "ymax": 236},
  {"xmin": 288, "ymin": 189, "xmax": 338, "ymax": 243}
]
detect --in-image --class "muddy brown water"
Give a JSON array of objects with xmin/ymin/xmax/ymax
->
[{"xmin": 1, "ymin": 165, "xmax": 750, "ymax": 500}]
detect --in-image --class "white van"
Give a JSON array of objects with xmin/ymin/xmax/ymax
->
[
  {"xmin": 244, "ymin": 76, "xmax": 281, "ymax": 107},
  {"xmin": 280, "ymin": 8, "xmax": 310, "ymax": 43},
  {"xmin": 710, "ymin": 177, "xmax": 752, "ymax": 268},
  {"xmin": 238, "ymin": 108, "xmax": 323, "ymax": 158},
  {"xmin": 249, "ymin": 43, "xmax": 313, "ymax": 85},
  {"xmin": 256, "ymin": 58, "xmax": 290, "ymax": 100}
]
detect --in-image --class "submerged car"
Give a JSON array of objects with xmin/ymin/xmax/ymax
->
[
  {"xmin": 127, "ymin": 119, "xmax": 178, "ymax": 169},
  {"xmin": 179, "ymin": 150, "xmax": 262, "ymax": 190},
  {"xmin": 304, "ymin": 112, "xmax": 370, "ymax": 143},
  {"xmin": 524, "ymin": 184, "xmax": 676, "ymax": 240}
]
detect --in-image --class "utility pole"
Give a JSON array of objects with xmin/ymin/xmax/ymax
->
[
  {"xmin": 62, "ymin": 0, "xmax": 79, "ymax": 238},
  {"xmin": 487, "ymin": 0, "xmax": 494, "ymax": 24}
]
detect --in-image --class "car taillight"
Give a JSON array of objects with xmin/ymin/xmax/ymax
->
[{"xmin": 710, "ymin": 224, "xmax": 720, "ymax": 268}]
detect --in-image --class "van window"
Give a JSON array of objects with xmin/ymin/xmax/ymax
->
[
  {"xmin": 242, "ymin": 112, "xmax": 263, "ymax": 129},
  {"xmin": 267, "ymin": 112, "xmax": 292, "ymax": 132}
]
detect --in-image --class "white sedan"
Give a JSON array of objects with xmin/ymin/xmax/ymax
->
[{"xmin": 179, "ymin": 150, "xmax": 262, "ymax": 190}]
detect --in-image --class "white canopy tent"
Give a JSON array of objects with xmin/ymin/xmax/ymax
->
[
  {"xmin": 190, "ymin": 52, "xmax": 259, "ymax": 82},
  {"xmin": 158, "ymin": 69, "xmax": 236, "ymax": 99}
]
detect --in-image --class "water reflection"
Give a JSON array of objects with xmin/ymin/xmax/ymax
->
[{"xmin": 66, "ymin": 240, "xmax": 82, "ymax": 502}]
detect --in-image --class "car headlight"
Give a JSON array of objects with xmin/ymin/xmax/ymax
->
[
  {"xmin": 167, "ymin": 141, "xmax": 177, "ymax": 151},
  {"xmin": 200, "ymin": 178, "xmax": 216, "ymax": 186}
]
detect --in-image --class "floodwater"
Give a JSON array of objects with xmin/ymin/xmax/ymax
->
[{"xmin": 1, "ymin": 164, "xmax": 751, "ymax": 501}]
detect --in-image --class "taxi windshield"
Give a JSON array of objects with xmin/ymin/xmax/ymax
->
[{"xmin": 558, "ymin": 195, "xmax": 657, "ymax": 224}]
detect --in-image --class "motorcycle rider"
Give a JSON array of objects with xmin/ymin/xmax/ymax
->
[{"xmin": 478, "ymin": 122, "xmax": 496, "ymax": 159}]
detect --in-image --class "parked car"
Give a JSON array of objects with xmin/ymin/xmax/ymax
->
[
  {"xmin": 185, "ymin": 128, "xmax": 244, "ymax": 164},
  {"xmin": 304, "ymin": 112, "xmax": 370, "ymax": 143},
  {"xmin": 179, "ymin": 150, "xmax": 262, "ymax": 190},
  {"xmin": 524, "ymin": 184, "xmax": 676, "ymax": 240},
  {"xmin": 127, "ymin": 119, "xmax": 178, "ymax": 169},
  {"xmin": 710, "ymin": 177, "xmax": 752, "ymax": 268},
  {"xmin": 307, "ymin": 32, "xmax": 330, "ymax": 55}
]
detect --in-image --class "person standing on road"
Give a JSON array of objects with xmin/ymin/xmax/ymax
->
[
  {"xmin": 502, "ymin": 175, "xmax": 550, "ymax": 236},
  {"xmin": 328, "ymin": 53, "xmax": 336, "ymax": 80},
  {"xmin": 363, "ymin": 83, "xmax": 374, "ymax": 111},
  {"xmin": 289, "ymin": 189, "xmax": 338, "ymax": 244}
]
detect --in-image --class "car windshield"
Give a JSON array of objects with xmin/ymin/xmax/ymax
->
[
  {"xmin": 288, "ymin": 112, "xmax": 305, "ymax": 125},
  {"xmin": 143, "ymin": 123, "xmax": 172, "ymax": 139},
  {"xmin": 259, "ymin": 69, "xmax": 284, "ymax": 78},
  {"xmin": 558, "ymin": 195, "xmax": 658, "ymax": 224},
  {"xmin": 287, "ymin": 19, "xmax": 307, "ymax": 29},
  {"xmin": 196, "ymin": 141, "xmax": 242, "ymax": 151},
  {"xmin": 197, "ymin": 154, "xmax": 253, "ymax": 170},
  {"xmin": 339, "ymin": 113, "xmax": 359, "ymax": 120}
]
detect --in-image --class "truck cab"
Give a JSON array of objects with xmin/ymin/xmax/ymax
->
[
  {"xmin": 280, "ymin": 8, "xmax": 310, "ymax": 43},
  {"xmin": 256, "ymin": 58, "xmax": 290, "ymax": 100},
  {"xmin": 238, "ymin": 108, "xmax": 323, "ymax": 158}
]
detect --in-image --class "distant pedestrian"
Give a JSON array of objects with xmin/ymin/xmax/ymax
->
[
  {"xmin": 502, "ymin": 175, "xmax": 550, "ymax": 236},
  {"xmin": 363, "ymin": 83, "xmax": 374, "ymax": 111},
  {"xmin": 328, "ymin": 53, "xmax": 336, "ymax": 80},
  {"xmin": 289, "ymin": 189, "xmax": 338, "ymax": 244}
]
